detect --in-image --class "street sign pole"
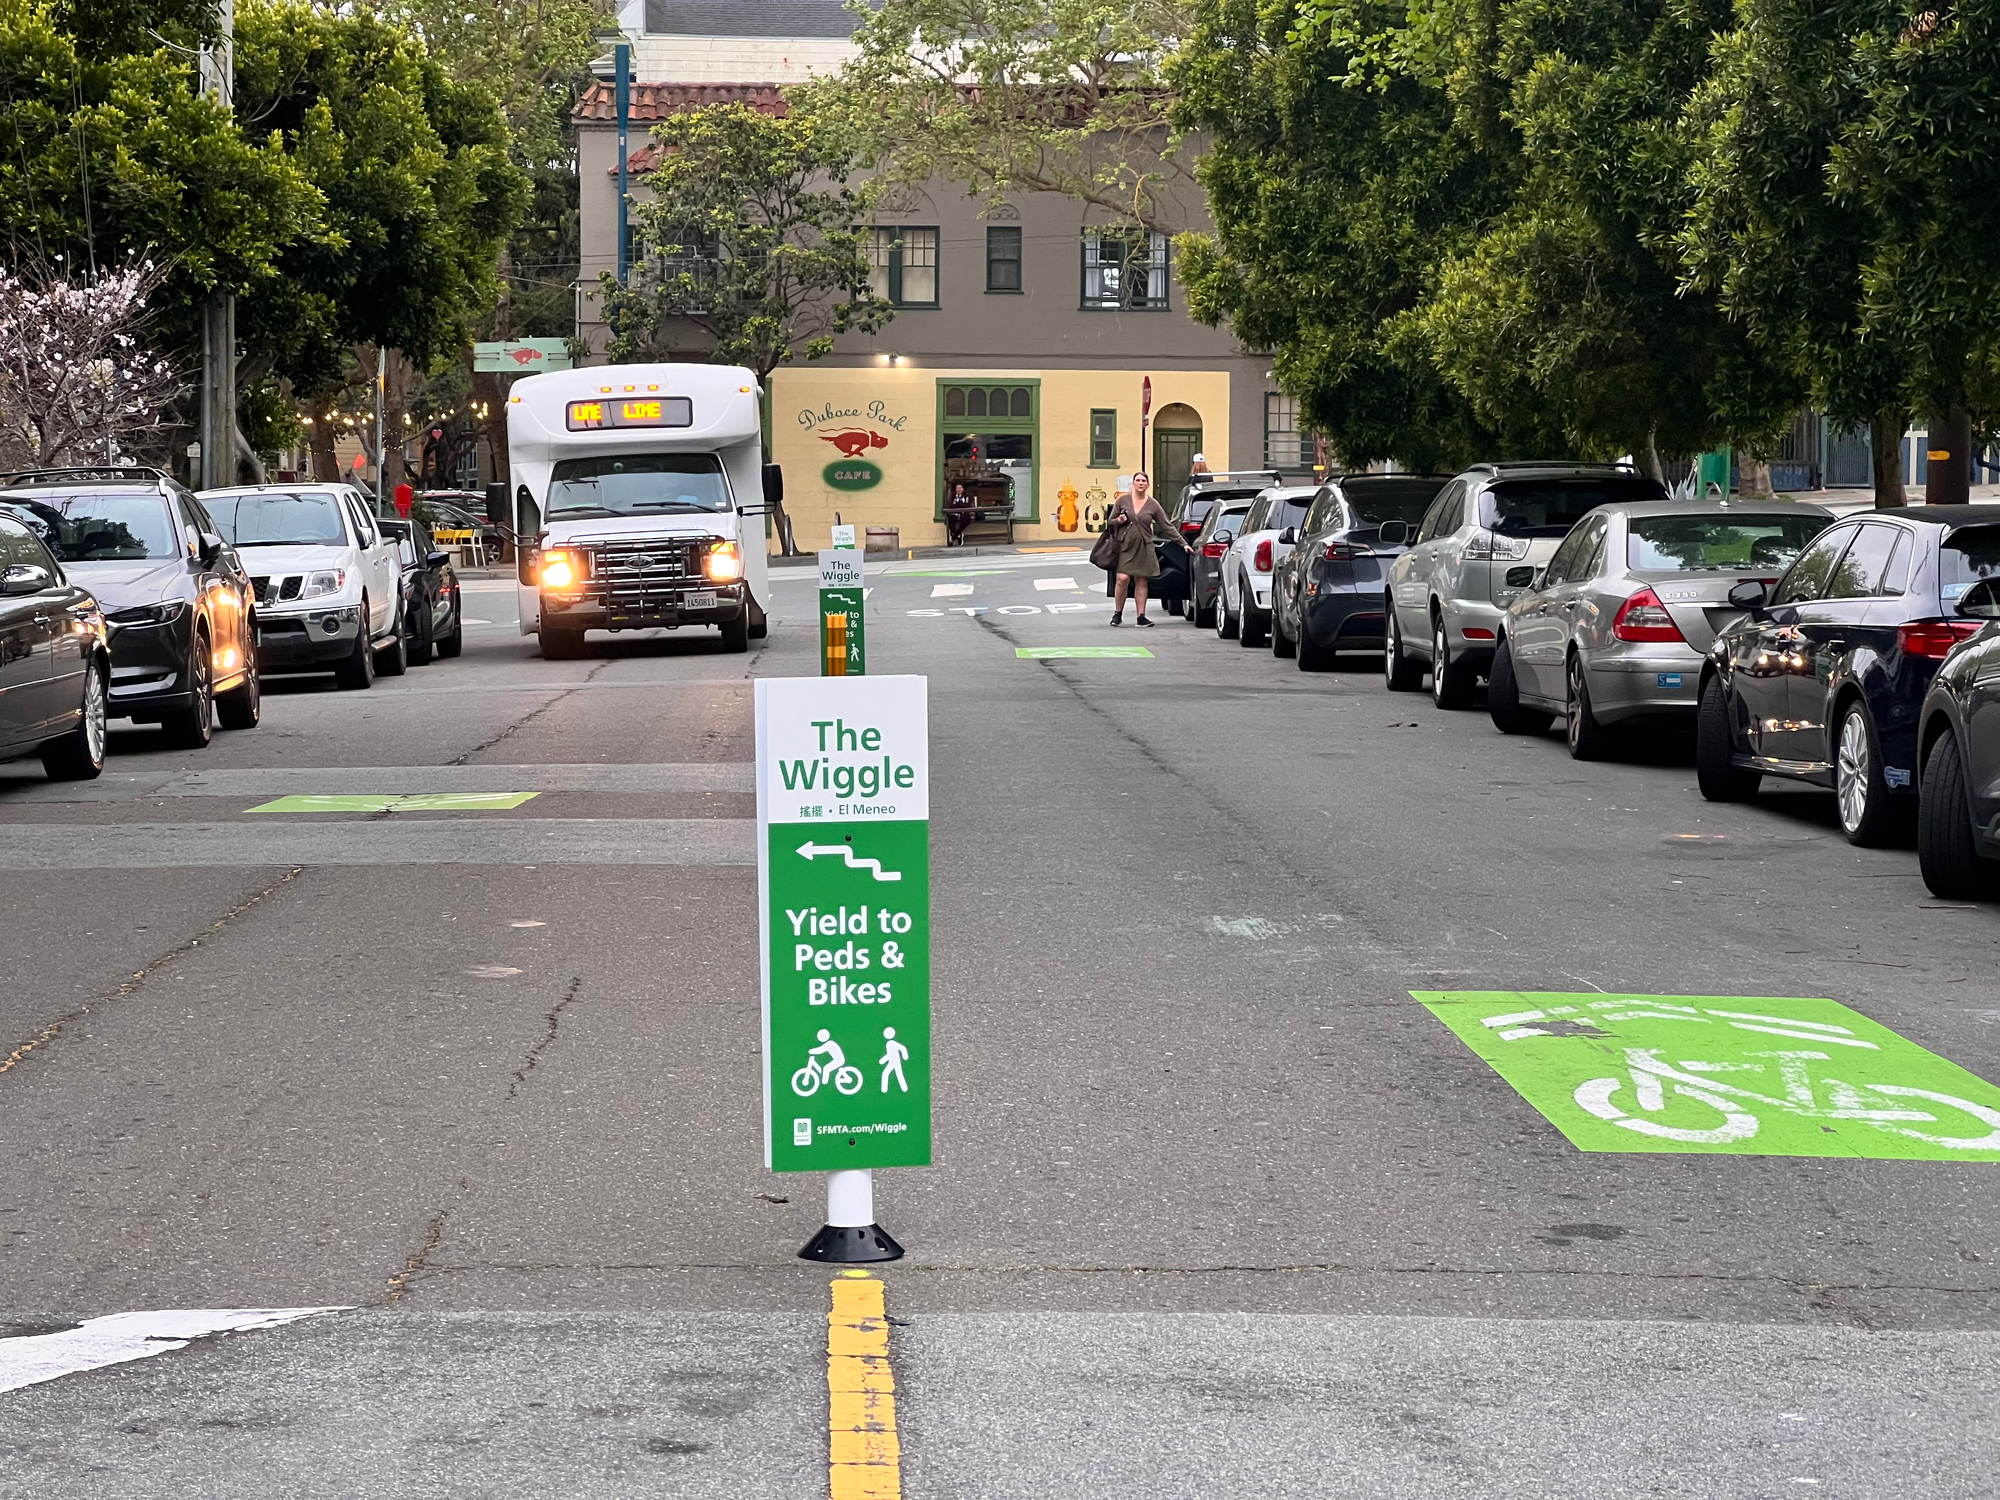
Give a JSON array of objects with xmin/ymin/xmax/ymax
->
[
  {"xmin": 818, "ymin": 549, "xmax": 865, "ymax": 677},
  {"xmin": 755, "ymin": 675, "xmax": 930, "ymax": 1263},
  {"xmin": 1141, "ymin": 375, "xmax": 1153, "ymax": 479}
]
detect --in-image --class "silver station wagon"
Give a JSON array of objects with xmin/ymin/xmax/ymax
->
[{"xmin": 1488, "ymin": 496, "xmax": 1836, "ymax": 758}]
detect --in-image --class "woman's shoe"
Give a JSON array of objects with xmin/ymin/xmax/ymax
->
[
  {"xmin": 1109, "ymin": 613, "xmax": 1123, "ymax": 626},
  {"xmin": 1135, "ymin": 614, "xmax": 1154, "ymax": 627}
]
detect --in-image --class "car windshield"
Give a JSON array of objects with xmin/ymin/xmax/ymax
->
[
  {"xmin": 548, "ymin": 453, "xmax": 730, "ymax": 517},
  {"xmin": 1941, "ymin": 526, "xmax": 2000, "ymax": 601},
  {"xmin": 2, "ymin": 491, "xmax": 178, "ymax": 560},
  {"xmin": 1180, "ymin": 497, "xmax": 1217, "ymax": 526},
  {"xmin": 1628, "ymin": 514, "xmax": 1830, "ymax": 572},
  {"xmin": 1341, "ymin": 478, "xmax": 1448, "ymax": 526},
  {"xmin": 204, "ymin": 491, "xmax": 347, "ymax": 546},
  {"xmin": 1485, "ymin": 477, "xmax": 1665, "ymax": 537}
]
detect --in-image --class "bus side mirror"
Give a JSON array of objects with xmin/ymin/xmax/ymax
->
[
  {"xmin": 762, "ymin": 463, "xmax": 784, "ymax": 508},
  {"xmin": 485, "ymin": 482, "xmax": 507, "ymax": 530}
]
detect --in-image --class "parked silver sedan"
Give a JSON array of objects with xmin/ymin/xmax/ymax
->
[{"xmin": 1488, "ymin": 497, "xmax": 1836, "ymax": 758}]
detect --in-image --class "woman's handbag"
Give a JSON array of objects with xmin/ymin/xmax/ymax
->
[{"xmin": 1089, "ymin": 514, "xmax": 1127, "ymax": 571}]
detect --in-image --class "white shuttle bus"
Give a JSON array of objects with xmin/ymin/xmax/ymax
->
[{"xmin": 507, "ymin": 363, "xmax": 776, "ymax": 658}]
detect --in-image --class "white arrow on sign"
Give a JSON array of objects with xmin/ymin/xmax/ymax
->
[{"xmin": 795, "ymin": 841, "xmax": 902, "ymax": 882}]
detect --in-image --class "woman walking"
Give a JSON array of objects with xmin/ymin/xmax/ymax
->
[{"xmin": 1106, "ymin": 472, "xmax": 1186, "ymax": 627}]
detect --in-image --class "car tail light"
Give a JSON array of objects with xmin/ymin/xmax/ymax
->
[
  {"xmin": 1322, "ymin": 540, "xmax": 1373, "ymax": 561},
  {"xmin": 1254, "ymin": 539, "xmax": 1273, "ymax": 572},
  {"xmin": 1612, "ymin": 587, "xmax": 1686, "ymax": 643},
  {"xmin": 1462, "ymin": 626, "xmax": 1495, "ymax": 640},
  {"xmin": 1180, "ymin": 521, "xmax": 1202, "ymax": 536},
  {"xmin": 1463, "ymin": 529, "xmax": 1531, "ymax": 562},
  {"xmin": 1898, "ymin": 619, "xmax": 1982, "ymax": 659},
  {"xmin": 1202, "ymin": 540, "xmax": 1229, "ymax": 558}
]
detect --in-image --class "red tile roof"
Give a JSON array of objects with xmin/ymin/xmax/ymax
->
[{"xmin": 575, "ymin": 81, "xmax": 788, "ymax": 124}]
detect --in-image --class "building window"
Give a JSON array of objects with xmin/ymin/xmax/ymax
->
[
  {"xmin": 1081, "ymin": 229, "xmax": 1168, "ymax": 310},
  {"xmin": 940, "ymin": 382, "xmax": 1039, "ymax": 522},
  {"xmin": 867, "ymin": 226, "xmax": 939, "ymax": 307},
  {"xmin": 1090, "ymin": 409, "xmax": 1118, "ymax": 467},
  {"xmin": 986, "ymin": 227, "xmax": 1022, "ymax": 292},
  {"xmin": 1264, "ymin": 393, "xmax": 1314, "ymax": 469}
]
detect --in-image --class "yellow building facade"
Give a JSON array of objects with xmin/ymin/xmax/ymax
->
[{"xmin": 768, "ymin": 366, "xmax": 1234, "ymax": 552}]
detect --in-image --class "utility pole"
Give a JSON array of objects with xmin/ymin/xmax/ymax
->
[
  {"xmin": 615, "ymin": 38, "xmax": 631, "ymax": 284},
  {"xmin": 375, "ymin": 346, "xmax": 386, "ymax": 511},
  {"xmin": 198, "ymin": 0, "xmax": 235, "ymax": 490}
]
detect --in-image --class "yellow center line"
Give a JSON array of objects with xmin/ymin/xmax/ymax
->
[{"xmin": 828, "ymin": 1270, "xmax": 902, "ymax": 1498}]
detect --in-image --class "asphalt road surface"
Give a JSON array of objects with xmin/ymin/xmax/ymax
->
[{"xmin": 3, "ymin": 548, "xmax": 1996, "ymax": 1497}]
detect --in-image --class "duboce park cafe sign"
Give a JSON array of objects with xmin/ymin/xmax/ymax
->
[{"xmin": 801, "ymin": 398, "xmax": 908, "ymax": 493}]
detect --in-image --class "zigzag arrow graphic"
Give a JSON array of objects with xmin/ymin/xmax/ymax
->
[{"xmin": 795, "ymin": 841, "xmax": 903, "ymax": 881}]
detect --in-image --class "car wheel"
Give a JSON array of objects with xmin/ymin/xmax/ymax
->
[
  {"xmin": 748, "ymin": 601, "xmax": 769, "ymax": 640},
  {"xmin": 1384, "ymin": 604, "xmax": 1423, "ymax": 691},
  {"xmin": 1297, "ymin": 611, "xmax": 1333, "ymax": 672},
  {"xmin": 1834, "ymin": 699, "xmax": 1902, "ymax": 847},
  {"xmin": 1215, "ymin": 577, "xmax": 1238, "ymax": 640},
  {"xmin": 720, "ymin": 612, "xmax": 750, "ymax": 653},
  {"xmin": 1191, "ymin": 585, "xmax": 1214, "ymax": 629},
  {"xmin": 216, "ymin": 659, "xmax": 261, "ymax": 730},
  {"xmin": 1695, "ymin": 674, "xmax": 1760, "ymax": 802},
  {"xmin": 1488, "ymin": 636, "xmax": 1553, "ymax": 735},
  {"xmin": 334, "ymin": 602, "xmax": 376, "ymax": 690},
  {"xmin": 1272, "ymin": 602, "xmax": 1297, "ymax": 658},
  {"xmin": 161, "ymin": 629, "xmax": 216, "ymax": 749},
  {"xmin": 1239, "ymin": 589, "xmax": 1268, "ymax": 648},
  {"xmin": 1564, "ymin": 652, "xmax": 1612, "ymax": 759},
  {"xmin": 41, "ymin": 658, "xmax": 107, "ymax": 781},
  {"xmin": 540, "ymin": 625, "xmax": 584, "ymax": 660},
  {"xmin": 1918, "ymin": 729, "xmax": 1995, "ymax": 899},
  {"xmin": 1431, "ymin": 619, "xmax": 1475, "ymax": 710},
  {"xmin": 436, "ymin": 608, "xmax": 463, "ymax": 659}
]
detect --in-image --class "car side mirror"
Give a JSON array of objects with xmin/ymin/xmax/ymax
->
[
  {"xmin": 1, "ymin": 562, "xmax": 51, "ymax": 596},
  {"xmin": 1955, "ymin": 578, "xmax": 2000, "ymax": 619},
  {"xmin": 1278, "ymin": 527, "xmax": 1297, "ymax": 546},
  {"xmin": 426, "ymin": 550, "xmax": 451, "ymax": 570},
  {"xmin": 1377, "ymin": 520, "xmax": 1410, "ymax": 546},
  {"xmin": 1530, "ymin": 566, "xmax": 1547, "ymax": 589},
  {"xmin": 1728, "ymin": 579, "xmax": 1771, "ymax": 609},
  {"xmin": 1215, "ymin": 531, "xmax": 1234, "ymax": 546}
]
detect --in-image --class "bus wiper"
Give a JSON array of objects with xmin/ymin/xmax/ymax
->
[
  {"xmin": 629, "ymin": 500, "xmax": 705, "ymax": 511},
  {"xmin": 548, "ymin": 504, "xmax": 616, "ymax": 518}
]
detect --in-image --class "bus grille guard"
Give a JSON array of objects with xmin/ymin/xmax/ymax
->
[{"xmin": 575, "ymin": 537, "xmax": 715, "ymax": 624}]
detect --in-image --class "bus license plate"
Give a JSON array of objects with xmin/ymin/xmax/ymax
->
[{"xmin": 684, "ymin": 590, "xmax": 717, "ymax": 610}]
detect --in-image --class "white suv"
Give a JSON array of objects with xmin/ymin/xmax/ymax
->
[
  {"xmin": 1216, "ymin": 485, "xmax": 1319, "ymax": 647},
  {"xmin": 199, "ymin": 483, "xmax": 407, "ymax": 688}
]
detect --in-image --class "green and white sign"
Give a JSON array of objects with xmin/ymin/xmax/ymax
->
[
  {"xmin": 472, "ymin": 338, "xmax": 572, "ymax": 373},
  {"xmin": 1418, "ymin": 991, "xmax": 2000, "ymax": 1160},
  {"xmin": 757, "ymin": 675, "xmax": 930, "ymax": 1173},
  {"xmin": 819, "ymin": 549, "xmax": 866, "ymax": 676}
]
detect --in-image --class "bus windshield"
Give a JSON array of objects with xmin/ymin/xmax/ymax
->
[{"xmin": 548, "ymin": 453, "xmax": 731, "ymax": 517}]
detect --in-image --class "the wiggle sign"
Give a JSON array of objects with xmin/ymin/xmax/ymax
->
[{"xmin": 566, "ymin": 396, "xmax": 694, "ymax": 431}]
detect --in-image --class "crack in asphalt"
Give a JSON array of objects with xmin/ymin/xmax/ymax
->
[
  {"xmin": 506, "ymin": 977, "xmax": 583, "ymax": 1101},
  {"xmin": 385, "ymin": 1208, "xmax": 451, "ymax": 1305},
  {"xmin": 0, "ymin": 866, "xmax": 306, "ymax": 1080},
  {"xmin": 447, "ymin": 660, "xmax": 614, "ymax": 765}
]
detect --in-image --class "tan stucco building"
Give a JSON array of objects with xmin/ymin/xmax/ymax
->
[{"xmin": 577, "ymin": 0, "xmax": 1312, "ymax": 550}]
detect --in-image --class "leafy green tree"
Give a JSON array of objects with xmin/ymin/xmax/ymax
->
[
  {"xmin": 1171, "ymin": 0, "xmax": 1517, "ymax": 469},
  {"xmin": 797, "ymin": 0, "xmax": 1192, "ymax": 226},
  {"xmin": 0, "ymin": 0, "xmax": 321, "ymax": 353},
  {"xmin": 598, "ymin": 103, "xmax": 894, "ymax": 377}
]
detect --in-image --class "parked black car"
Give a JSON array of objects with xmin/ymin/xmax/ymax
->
[
  {"xmin": 414, "ymin": 492, "xmax": 503, "ymax": 565},
  {"xmin": 0, "ymin": 509, "xmax": 110, "ymax": 779},
  {"xmin": 0, "ymin": 468, "xmax": 260, "ymax": 747},
  {"xmin": 1271, "ymin": 473, "xmax": 1453, "ymax": 669},
  {"xmin": 1183, "ymin": 495, "xmax": 1256, "ymax": 628},
  {"xmin": 1165, "ymin": 470, "xmax": 1279, "ymax": 544},
  {"xmin": 383, "ymin": 517, "xmax": 463, "ymax": 665},
  {"xmin": 1915, "ymin": 572, "xmax": 2000, "ymax": 896},
  {"xmin": 1696, "ymin": 507, "xmax": 2000, "ymax": 845}
]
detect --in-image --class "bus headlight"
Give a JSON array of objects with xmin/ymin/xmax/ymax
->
[
  {"xmin": 704, "ymin": 541, "xmax": 743, "ymax": 582},
  {"xmin": 540, "ymin": 550, "xmax": 582, "ymax": 588}
]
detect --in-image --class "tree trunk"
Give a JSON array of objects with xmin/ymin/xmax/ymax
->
[
  {"xmin": 472, "ymin": 367, "xmax": 509, "ymax": 495},
  {"xmin": 1738, "ymin": 454, "xmax": 1773, "ymax": 499},
  {"xmin": 1871, "ymin": 411, "xmax": 1907, "ymax": 508},
  {"xmin": 1642, "ymin": 427, "xmax": 1665, "ymax": 484},
  {"xmin": 1925, "ymin": 407, "xmax": 1972, "ymax": 507},
  {"xmin": 308, "ymin": 398, "xmax": 340, "ymax": 480}
]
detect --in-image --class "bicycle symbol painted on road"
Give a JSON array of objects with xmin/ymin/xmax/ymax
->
[{"xmin": 1417, "ymin": 992, "xmax": 2000, "ymax": 1161}]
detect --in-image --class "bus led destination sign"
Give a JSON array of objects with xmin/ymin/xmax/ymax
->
[{"xmin": 565, "ymin": 395, "xmax": 694, "ymax": 431}]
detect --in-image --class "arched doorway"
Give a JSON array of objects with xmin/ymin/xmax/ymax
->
[{"xmin": 1152, "ymin": 402, "xmax": 1202, "ymax": 503}]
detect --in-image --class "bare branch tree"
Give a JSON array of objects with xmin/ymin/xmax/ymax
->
[{"xmin": 0, "ymin": 258, "xmax": 185, "ymax": 469}]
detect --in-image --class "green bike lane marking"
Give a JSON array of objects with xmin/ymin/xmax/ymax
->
[
  {"xmin": 1015, "ymin": 646, "xmax": 1153, "ymax": 659},
  {"xmin": 1416, "ymin": 992, "xmax": 2000, "ymax": 1160},
  {"xmin": 246, "ymin": 793, "xmax": 541, "ymax": 814}
]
